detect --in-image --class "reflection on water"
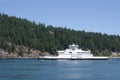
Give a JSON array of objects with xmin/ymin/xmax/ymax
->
[{"xmin": 0, "ymin": 59, "xmax": 120, "ymax": 80}]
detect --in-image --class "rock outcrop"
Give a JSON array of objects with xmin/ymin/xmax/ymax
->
[{"xmin": 0, "ymin": 48, "xmax": 49, "ymax": 58}]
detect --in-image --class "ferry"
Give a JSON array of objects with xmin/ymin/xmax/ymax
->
[{"xmin": 39, "ymin": 44, "xmax": 108, "ymax": 60}]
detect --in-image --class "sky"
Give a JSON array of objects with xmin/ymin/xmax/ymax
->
[{"xmin": 0, "ymin": 0, "xmax": 120, "ymax": 35}]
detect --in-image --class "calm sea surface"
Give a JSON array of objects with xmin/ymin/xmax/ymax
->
[{"xmin": 0, "ymin": 59, "xmax": 120, "ymax": 80}]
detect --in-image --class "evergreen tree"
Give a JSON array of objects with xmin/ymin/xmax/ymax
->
[{"xmin": 0, "ymin": 13, "xmax": 120, "ymax": 56}]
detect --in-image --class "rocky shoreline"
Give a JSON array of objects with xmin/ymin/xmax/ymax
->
[
  {"xmin": 0, "ymin": 48, "xmax": 50, "ymax": 59},
  {"xmin": 1, "ymin": 48, "xmax": 120, "ymax": 59}
]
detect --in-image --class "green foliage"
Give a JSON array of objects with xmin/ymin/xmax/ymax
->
[
  {"xmin": 0, "ymin": 13, "xmax": 120, "ymax": 56},
  {"xmin": 18, "ymin": 46, "xmax": 25, "ymax": 57}
]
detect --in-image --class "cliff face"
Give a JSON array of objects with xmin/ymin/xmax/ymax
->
[
  {"xmin": 110, "ymin": 52, "xmax": 120, "ymax": 57},
  {"xmin": 0, "ymin": 47, "xmax": 50, "ymax": 58},
  {"xmin": 0, "ymin": 49, "xmax": 9, "ymax": 58}
]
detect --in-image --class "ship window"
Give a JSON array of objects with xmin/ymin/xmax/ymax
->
[{"xmin": 60, "ymin": 52, "xmax": 64, "ymax": 54}]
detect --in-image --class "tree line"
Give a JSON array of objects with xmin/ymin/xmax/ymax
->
[{"xmin": 0, "ymin": 13, "xmax": 120, "ymax": 56}]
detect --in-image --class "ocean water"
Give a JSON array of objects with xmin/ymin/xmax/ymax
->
[{"xmin": 0, "ymin": 59, "xmax": 120, "ymax": 80}]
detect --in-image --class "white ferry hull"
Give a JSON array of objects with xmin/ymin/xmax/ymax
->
[{"xmin": 39, "ymin": 56, "xmax": 109, "ymax": 60}]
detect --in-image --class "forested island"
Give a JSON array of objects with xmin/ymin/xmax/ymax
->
[{"xmin": 0, "ymin": 13, "xmax": 120, "ymax": 58}]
